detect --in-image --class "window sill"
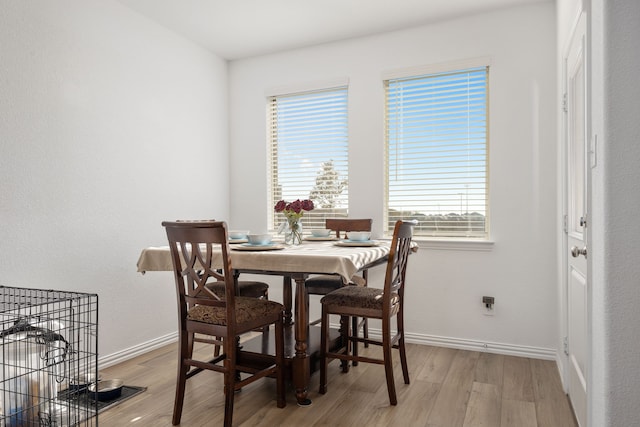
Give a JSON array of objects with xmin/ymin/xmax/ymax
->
[{"xmin": 410, "ymin": 238, "xmax": 495, "ymax": 251}]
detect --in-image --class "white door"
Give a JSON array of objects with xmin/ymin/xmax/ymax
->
[{"xmin": 564, "ymin": 12, "xmax": 588, "ymax": 427}]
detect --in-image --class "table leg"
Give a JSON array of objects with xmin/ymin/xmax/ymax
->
[
  {"xmin": 292, "ymin": 274, "xmax": 311, "ymax": 406},
  {"xmin": 282, "ymin": 276, "xmax": 293, "ymax": 326}
]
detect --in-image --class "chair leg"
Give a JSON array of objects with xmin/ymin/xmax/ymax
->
[
  {"xmin": 187, "ymin": 332, "xmax": 195, "ymax": 358},
  {"xmin": 398, "ymin": 333, "xmax": 410, "ymax": 385},
  {"xmin": 172, "ymin": 332, "xmax": 189, "ymax": 425},
  {"xmin": 339, "ymin": 315, "xmax": 350, "ymax": 373},
  {"xmin": 397, "ymin": 310, "xmax": 410, "ymax": 384},
  {"xmin": 352, "ymin": 316, "xmax": 359, "ymax": 366},
  {"xmin": 362, "ymin": 271, "xmax": 369, "ymax": 348},
  {"xmin": 262, "ymin": 290, "xmax": 270, "ymax": 334},
  {"xmin": 214, "ymin": 336, "xmax": 221, "ymax": 357},
  {"xmin": 382, "ymin": 321, "xmax": 397, "ymax": 406},
  {"xmin": 319, "ymin": 305, "xmax": 328, "ymax": 395},
  {"xmin": 363, "ymin": 318, "xmax": 369, "ymax": 347},
  {"xmin": 223, "ymin": 338, "xmax": 237, "ymax": 427},
  {"xmin": 275, "ymin": 316, "xmax": 286, "ymax": 408}
]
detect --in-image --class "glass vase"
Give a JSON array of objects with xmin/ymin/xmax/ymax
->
[{"xmin": 285, "ymin": 218, "xmax": 303, "ymax": 245}]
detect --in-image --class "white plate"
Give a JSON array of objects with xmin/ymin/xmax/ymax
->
[
  {"xmin": 229, "ymin": 238, "xmax": 248, "ymax": 244},
  {"xmin": 334, "ymin": 240, "xmax": 379, "ymax": 247},
  {"xmin": 231, "ymin": 243, "xmax": 285, "ymax": 251},
  {"xmin": 304, "ymin": 236, "xmax": 337, "ymax": 241}
]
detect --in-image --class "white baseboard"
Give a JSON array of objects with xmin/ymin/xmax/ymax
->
[
  {"xmin": 99, "ymin": 332, "xmax": 178, "ymax": 369},
  {"xmin": 98, "ymin": 328, "xmax": 557, "ymax": 369},
  {"xmin": 367, "ymin": 328, "xmax": 557, "ymax": 360}
]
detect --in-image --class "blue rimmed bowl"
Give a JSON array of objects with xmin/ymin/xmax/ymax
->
[{"xmin": 247, "ymin": 234, "xmax": 272, "ymax": 245}]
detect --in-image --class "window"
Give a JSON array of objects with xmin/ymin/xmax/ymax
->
[
  {"xmin": 384, "ymin": 65, "xmax": 489, "ymax": 238},
  {"xmin": 268, "ymin": 86, "xmax": 349, "ymax": 231}
]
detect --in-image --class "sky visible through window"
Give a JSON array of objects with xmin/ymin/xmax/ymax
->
[
  {"xmin": 270, "ymin": 68, "xmax": 487, "ymax": 237},
  {"xmin": 270, "ymin": 88, "xmax": 349, "ymax": 208},
  {"xmin": 386, "ymin": 68, "xmax": 487, "ymax": 218}
]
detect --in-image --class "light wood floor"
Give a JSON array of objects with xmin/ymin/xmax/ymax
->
[{"xmin": 98, "ymin": 339, "xmax": 577, "ymax": 427}]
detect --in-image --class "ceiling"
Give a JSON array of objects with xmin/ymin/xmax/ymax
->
[{"xmin": 116, "ymin": 0, "xmax": 549, "ymax": 60}]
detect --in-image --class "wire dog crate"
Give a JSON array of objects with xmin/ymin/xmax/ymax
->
[{"xmin": 0, "ymin": 286, "xmax": 98, "ymax": 426}]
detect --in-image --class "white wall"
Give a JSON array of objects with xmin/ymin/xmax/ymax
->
[
  {"xmin": 0, "ymin": 1, "xmax": 228, "ymax": 358},
  {"xmin": 589, "ymin": 1, "xmax": 640, "ymax": 425},
  {"xmin": 229, "ymin": 3, "xmax": 559, "ymax": 356}
]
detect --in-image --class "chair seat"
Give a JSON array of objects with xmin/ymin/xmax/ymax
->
[
  {"xmin": 321, "ymin": 286, "xmax": 399, "ymax": 311},
  {"xmin": 305, "ymin": 275, "xmax": 366, "ymax": 295},
  {"xmin": 206, "ymin": 281, "xmax": 269, "ymax": 298},
  {"xmin": 188, "ymin": 297, "xmax": 283, "ymax": 326}
]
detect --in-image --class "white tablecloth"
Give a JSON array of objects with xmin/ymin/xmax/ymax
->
[{"xmin": 137, "ymin": 240, "xmax": 394, "ymax": 283}]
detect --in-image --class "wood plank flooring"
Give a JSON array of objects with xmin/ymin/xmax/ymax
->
[{"xmin": 98, "ymin": 340, "xmax": 577, "ymax": 426}]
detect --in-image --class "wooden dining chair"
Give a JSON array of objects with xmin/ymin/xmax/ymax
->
[
  {"xmin": 175, "ymin": 219, "xmax": 271, "ymax": 357},
  {"xmin": 305, "ymin": 218, "xmax": 373, "ymax": 363},
  {"xmin": 162, "ymin": 220, "xmax": 286, "ymax": 427},
  {"xmin": 319, "ymin": 220, "xmax": 415, "ymax": 405}
]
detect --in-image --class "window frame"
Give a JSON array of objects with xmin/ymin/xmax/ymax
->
[
  {"xmin": 266, "ymin": 83, "xmax": 350, "ymax": 233},
  {"xmin": 383, "ymin": 59, "xmax": 491, "ymax": 240}
]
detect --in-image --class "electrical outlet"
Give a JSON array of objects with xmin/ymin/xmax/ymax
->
[{"xmin": 482, "ymin": 296, "xmax": 495, "ymax": 316}]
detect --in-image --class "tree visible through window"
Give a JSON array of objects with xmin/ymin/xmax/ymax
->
[
  {"xmin": 384, "ymin": 66, "xmax": 489, "ymax": 238},
  {"xmin": 309, "ymin": 160, "xmax": 348, "ymax": 209},
  {"xmin": 268, "ymin": 87, "xmax": 349, "ymax": 231}
]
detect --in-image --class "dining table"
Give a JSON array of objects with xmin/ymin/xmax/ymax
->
[{"xmin": 136, "ymin": 238, "xmax": 402, "ymax": 405}]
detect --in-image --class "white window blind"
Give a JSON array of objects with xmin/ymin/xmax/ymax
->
[
  {"xmin": 268, "ymin": 87, "xmax": 349, "ymax": 231},
  {"xmin": 384, "ymin": 66, "xmax": 489, "ymax": 238}
]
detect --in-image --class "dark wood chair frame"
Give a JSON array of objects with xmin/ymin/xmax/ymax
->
[
  {"xmin": 304, "ymin": 218, "xmax": 373, "ymax": 365},
  {"xmin": 163, "ymin": 220, "xmax": 286, "ymax": 427},
  {"xmin": 176, "ymin": 218, "xmax": 271, "ymax": 355},
  {"xmin": 319, "ymin": 220, "xmax": 415, "ymax": 405}
]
